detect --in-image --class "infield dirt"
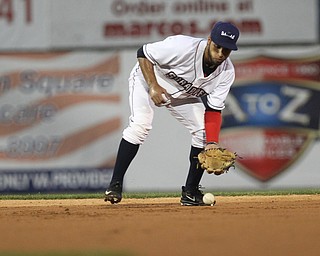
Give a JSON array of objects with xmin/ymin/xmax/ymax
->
[{"xmin": 1, "ymin": 195, "xmax": 320, "ymax": 256}]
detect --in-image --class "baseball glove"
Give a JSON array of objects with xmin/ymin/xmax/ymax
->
[{"xmin": 198, "ymin": 148, "xmax": 237, "ymax": 175}]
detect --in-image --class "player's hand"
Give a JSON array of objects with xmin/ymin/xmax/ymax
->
[{"xmin": 149, "ymin": 84, "xmax": 170, "ymax": 107}]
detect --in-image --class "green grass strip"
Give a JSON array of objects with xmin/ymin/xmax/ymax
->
[{"xmin": 0, "ymin": 188, "xmax": 319, "ymax": 200}]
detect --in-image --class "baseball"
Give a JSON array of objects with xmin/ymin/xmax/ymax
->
[{"xmin": 203, "ymin": 193, "xmax": 216, "ymax": 206}]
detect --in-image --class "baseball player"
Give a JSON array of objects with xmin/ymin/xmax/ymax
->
[{"xmin": 105, "ymin": 21, "xmax": 240, "ymax": 206}]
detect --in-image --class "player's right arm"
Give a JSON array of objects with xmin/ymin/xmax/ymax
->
[{"xmin": 137, "ymin": 47, "xmax": 169, "ymax": 106}]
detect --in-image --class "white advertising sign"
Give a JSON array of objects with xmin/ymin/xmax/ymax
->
[
  {"xmin": 0, "ymin": 0, "xmax": 49, "ymax": 50},
  {"xmin": 0, "ymin": 46, "xmax": 319, "ymax": 192},
  {"xmin": 49, "ymin": 0, "xmax": 320, "ymax": 47},
  {"xmin": 0, "ymin": 51, "xmax": 126, "ymax": 192},
  {"xmin": 0, "ymin": 0, "xmax": 318, "ymax": 50}
]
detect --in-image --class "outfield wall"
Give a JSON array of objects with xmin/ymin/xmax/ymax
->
[
  {"xmin": 0, "ymin": 47, "xmax": 318, "ymax": 192},
  {"xmin": 0, "ymin": 0, "xmax": 319, "ymax": 192},
  {"xmin": 0, "ymin": 0, "xmax": 318, "ymax": 50}
]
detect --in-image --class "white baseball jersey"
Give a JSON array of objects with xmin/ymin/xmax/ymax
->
[
  {"xmin": 123, "ymin": 35, "xmax": 236, "ymax": 146},
  {"xmin": 142, "ymin": 35, "xmax": 235, "ymax": 110}
]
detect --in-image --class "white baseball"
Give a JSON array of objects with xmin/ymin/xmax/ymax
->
[{"xmin": 203, "ymin": 193, "xmax": 216, "ymax": 206}]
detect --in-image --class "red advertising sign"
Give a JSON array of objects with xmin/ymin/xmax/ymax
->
[{"xmin": 221, "ymin": 50, "xmax": 320, "ymax": 181}]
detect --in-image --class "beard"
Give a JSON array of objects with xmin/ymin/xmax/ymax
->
[{"xmin": 204, "ymin": 44, "xmax": 224, "ymax": 68}]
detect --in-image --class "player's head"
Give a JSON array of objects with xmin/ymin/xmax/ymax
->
[{"xmin": 210, "ymin": 22, "xmax": 240, "ymax": 51}]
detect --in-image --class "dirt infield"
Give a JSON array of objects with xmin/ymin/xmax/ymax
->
[{"xmin": 1, "ymin": 195, "xmax": 320, "ymax": 256}]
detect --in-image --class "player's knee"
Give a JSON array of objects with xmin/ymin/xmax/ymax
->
[{"xmin": 123, "ymin": 123, "xmax": 151, "ymax": 144}]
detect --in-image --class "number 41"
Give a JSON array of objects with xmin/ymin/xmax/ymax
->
[{"xmin": 0, "ymin": 0, "xmax": 32, "ymax": 23}]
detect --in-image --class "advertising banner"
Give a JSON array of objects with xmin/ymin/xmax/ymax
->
[
  {"xmin": 0, "ymin": 47, "xmax": 319, "ymax": 193},
  {"xmin": 51, "ymin": 0, "xmax": 319, "ymax": 47},
  {"xmin": 0, "ymin": 0, "xmax": 49, "ymax": 50},
  {"xmin": 0, "ymin": 0, "xmax": 318, "ymax": 50},
  {"xmin": 221, "ymin": 47, "xmax": 320, "ymax": 182},
  {"xmin": 0, "ymin": 51, "xmax": 125, "ymax": 192}
]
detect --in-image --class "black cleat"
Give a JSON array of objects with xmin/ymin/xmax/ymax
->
[
  {"xmin": 105, "ymin": 182, "xmax": 122, "ymax": 204},
  {"xmin": 180, "ymin": 186, "xmax": 205, "ymax": 206}
]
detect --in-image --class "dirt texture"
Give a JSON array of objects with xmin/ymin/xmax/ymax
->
[{"xmin": 1, "ymin": 195, "xmax": 320, "ymax": 256}]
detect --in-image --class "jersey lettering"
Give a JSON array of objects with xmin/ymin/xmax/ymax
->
[{"xmin": 165, "ymin": 71, "xmax": 207, "ymax": 97}]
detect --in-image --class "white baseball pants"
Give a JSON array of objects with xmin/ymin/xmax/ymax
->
[{"xmin": 122, "ymin": 66, "xmax": 206, "ymax": 148}]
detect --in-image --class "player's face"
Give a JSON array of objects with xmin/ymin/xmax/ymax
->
[{"xmin": 205, "ymin": 38, "xmax": 232, "ymax": 67}]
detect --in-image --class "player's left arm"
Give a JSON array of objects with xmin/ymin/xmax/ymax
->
[
  {"xmin": 202, "ymin": 68, "xmax": 235, "ymax": 150},
  {"xmin": 201, "ymin": 97, "xmax": 222, "ymax": 150}
]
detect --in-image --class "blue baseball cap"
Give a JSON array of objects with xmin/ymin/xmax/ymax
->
[{"xmin": 210, "ymin": 22, "xmax": 240, "ymax": 50}]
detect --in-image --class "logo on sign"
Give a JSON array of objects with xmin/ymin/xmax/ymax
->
[{"xmin": 220, "ymin": 56, "xmax": 320, "ymax": 182}]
